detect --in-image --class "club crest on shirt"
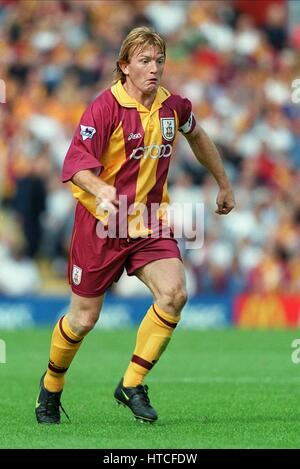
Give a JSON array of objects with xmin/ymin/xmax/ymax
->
[
  {"xmin": 72, "ymin": 265, "xmax": 82, "ymax": 285},
  {"xmin": 160, "ymin": 117, "xmax": 175, "ymax": 141},
  {"xmin": 80, "ymin": 125, "xmax": 96, "ymax": 141}
]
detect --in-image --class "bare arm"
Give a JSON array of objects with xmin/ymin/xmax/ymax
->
[
  {"xmin": 72, "ymin": 170, "xmax": 118, "ymax": 214},
  {"xmin": 184, "ymin": 123, "xmax": 235, "ymax": 215}
]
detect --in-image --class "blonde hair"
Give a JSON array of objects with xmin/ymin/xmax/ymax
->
[{"xmin": 113, "ymin": 26, "xmax": 166, "ymax": 84}]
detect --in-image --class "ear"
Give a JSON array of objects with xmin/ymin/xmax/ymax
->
[{"xmin": 119, "ymin": 62, "xmax": 129, "ymax": 76}]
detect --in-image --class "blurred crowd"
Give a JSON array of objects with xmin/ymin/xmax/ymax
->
[{"xmin": 1, "ymin": 0, "xmax": 300, "ymax": 297}]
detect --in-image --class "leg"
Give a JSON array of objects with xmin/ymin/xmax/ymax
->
[
  {"xmin": 36, "ymin": 293, "xmax": 104, "ymax": 424},
  {"xmin": 44, "ymin": 292, "xmax": 104, "ymax": 392},
  {"xmin": 66, "ymin": 292, "xmax": 105, "ymax": 335},
  {"xmin": 123, "ymin": 258, "xmax": 187, "ymax": 387},
  {"xmin": 114, "ymin": 258, "xmax": 187, "ymax": 423},
  {"xmin": 135, "ymin": 258, "xmax": 187, "ymax": 317}
]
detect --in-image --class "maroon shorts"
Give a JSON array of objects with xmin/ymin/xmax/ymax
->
[{"xmin": 68, "ymin": 203, "xmax": 182, "ymax": 297}]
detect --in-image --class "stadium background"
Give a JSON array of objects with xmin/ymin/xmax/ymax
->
[{"xmin": 1, "ymin": 0, "xmax": 300, "ymax": 450}]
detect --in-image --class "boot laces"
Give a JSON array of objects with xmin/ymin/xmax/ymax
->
[
  {"xmin": 44, "ymin": 393, "xmax": 70, "ymax": 421},
  {"xmin": 136, "ymin": 385, "xmax": 150, "ymax": 405}
]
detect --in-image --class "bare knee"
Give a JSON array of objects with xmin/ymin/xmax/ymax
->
[
  {"xmin": 67, "ymin": 295, "xmax": 103, "ymax": 336},
  {"xmin": 67, "ymin": 313, "xmax": 98, "ymax": 336},
  {"xmin": 157, "ymin": 285, "xmax": 188, "ymax": 317}
]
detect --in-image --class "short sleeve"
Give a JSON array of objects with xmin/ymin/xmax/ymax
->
[
  {"xmin": 177, "ymin": 97, "xmax": 196, "ymax": 135},
  {"xmin": 62, "ymin": 97, "xmax": 112, "ymax": 183}
]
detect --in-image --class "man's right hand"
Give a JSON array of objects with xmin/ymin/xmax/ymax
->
[
  {"xmin": 71, "ymin": 169, "xmax": 119, "ymax": 215},
  {"xmin": 95, "ymin": 185, "xmax": 119, "ymax": 215}
]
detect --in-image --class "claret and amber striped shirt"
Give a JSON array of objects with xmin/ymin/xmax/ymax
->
[{"xmin": 62, "ymin": 80, "xmax": 196, "ymax": 233}]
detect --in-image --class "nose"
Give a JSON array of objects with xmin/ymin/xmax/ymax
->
[{"xmin": 150, "ymin": 60, "xmax": 158, "ymax": 74}]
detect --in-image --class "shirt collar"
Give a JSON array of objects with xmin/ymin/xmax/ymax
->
[{"xmin": 111, "ymin": 80, "xmax": 170, "ymax": 113}]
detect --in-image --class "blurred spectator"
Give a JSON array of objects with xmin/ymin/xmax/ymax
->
[
  {"xmin": 13, "ymin": 156, "xmax": 48, "ymax": 258},
  {"xmin": 40, "ymin": 174, "xmax": 74, "ymax": 276},
  {"xmin": 0, "ymin": 212, "xmax": 41, "ymax": 295},
  {"xmin": 263, "ymin": 2, "xmax": 287, "ymax": 50}
]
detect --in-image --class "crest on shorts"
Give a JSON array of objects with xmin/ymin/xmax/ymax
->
[
  {"xmin": 160, "ymin": 117, "xmax": 175, "ymax": 141},
  {"xmin": 80, "ymin": 125, "xmax": 96, "ymax": 141},
  {"xmin": 72, "ymin": 265, "xmax": 82, "ymax": 285}
]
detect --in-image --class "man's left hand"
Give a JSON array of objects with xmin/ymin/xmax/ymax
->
[{"xmin": 215, "ymin": 188, "xmax": 235, "ymax": 215}]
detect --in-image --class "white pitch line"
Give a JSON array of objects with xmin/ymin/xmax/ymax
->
[{"xmin": 149, "ymin": 376, "xmax": 300, "ymax": 384}]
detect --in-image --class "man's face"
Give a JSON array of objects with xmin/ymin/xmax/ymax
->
[{"xmin": 122, "ymin": 45, "xmax": 165, "ymax": 95}]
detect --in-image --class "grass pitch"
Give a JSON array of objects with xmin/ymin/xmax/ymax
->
[{"xmin": 1, "ymin": 327, "xmax": 300, "ymax": 449}]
